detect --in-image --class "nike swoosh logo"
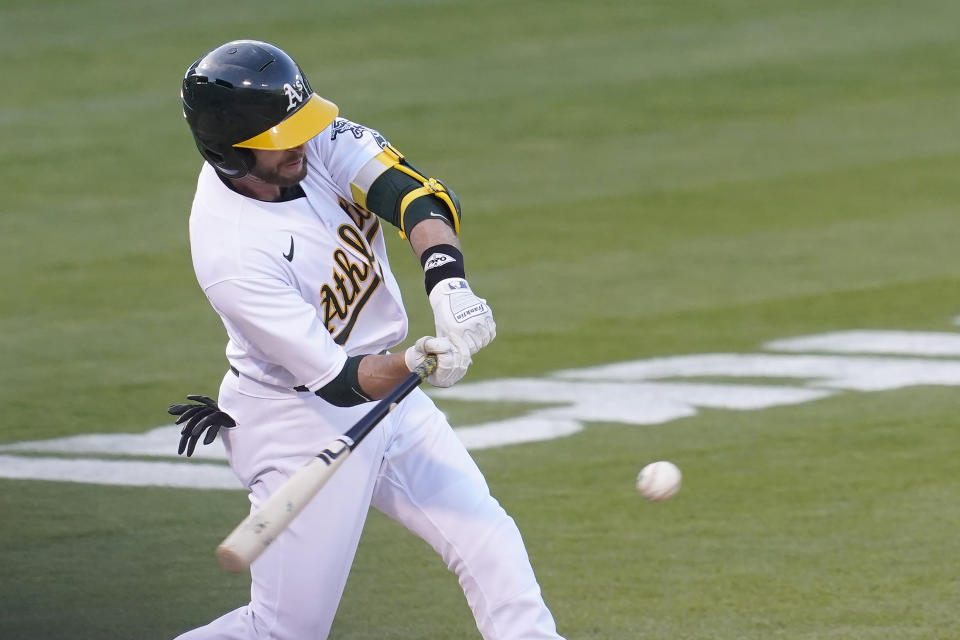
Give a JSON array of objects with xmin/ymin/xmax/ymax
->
[
  {"xmin": 428, "ymin": 211, "xmax": 446, "ymax": 219},
  {"xmin": 283, "ymin": 236, "xmax": 295, "ymax": 262}
]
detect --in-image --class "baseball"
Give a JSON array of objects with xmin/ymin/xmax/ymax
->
[{"xmin": 636, "ymin": 461, "xmax": 682, "ymax": 502}]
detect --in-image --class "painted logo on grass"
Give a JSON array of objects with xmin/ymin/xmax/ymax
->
[{"xmin": 5, "ymin": 328, "xmax": 960, "ymax": 489}]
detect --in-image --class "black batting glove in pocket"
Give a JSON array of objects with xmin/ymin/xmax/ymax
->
[{"xmin": 167, "ymin": 394, "xmax": 236, "ymax": 457}]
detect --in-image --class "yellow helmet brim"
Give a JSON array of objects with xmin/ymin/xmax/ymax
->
[{"xmin": 233, "ymin": 94, "xmax": 338, "ymax": 150}]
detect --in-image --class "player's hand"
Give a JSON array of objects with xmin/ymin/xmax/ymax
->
[
  {"xmin": 404, "ymin": 335, "xmax": 471, "ymax": 387},
  {"xmin": 168, "ymin": 394, "xmax": 236, "ymax": 457},
  {"xmin": 428, "ymin": 278, "xmax": 496, "ymax": 355}
]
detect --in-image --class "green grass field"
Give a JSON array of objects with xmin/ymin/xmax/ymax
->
[{"xmin": 3, "ymin": 0, "xmax": 960, "ymax": 637}]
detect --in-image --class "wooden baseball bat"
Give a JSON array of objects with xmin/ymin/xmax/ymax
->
[{"xmin": 215, "ymin": 355, "xmax": 437, "ymax": 573}]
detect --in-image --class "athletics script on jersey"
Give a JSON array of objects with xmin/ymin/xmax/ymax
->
[
  {"xmin": 323, "ymin": 198, "xmax": 383, "ymax": 344},
  {"xmin": 5, "ymin": 326, "xmax": 960, "ymax": 489}
]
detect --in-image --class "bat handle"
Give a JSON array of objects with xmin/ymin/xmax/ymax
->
[{"xmin": 414, "ymin": 354, "xmax": 438, "ymax": 380}]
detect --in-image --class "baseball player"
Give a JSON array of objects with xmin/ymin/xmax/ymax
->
[{"xmin": 170, "ymin": 40, "xmax": 565, "ymax": 640}]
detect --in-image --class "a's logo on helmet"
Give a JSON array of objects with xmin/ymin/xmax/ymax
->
[{"xmin": 283, "ymin": 78, "xmax": 306, "ymax": 112}]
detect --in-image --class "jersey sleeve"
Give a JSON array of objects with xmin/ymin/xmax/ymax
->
[
  {"xmin": 204, "ymin": 277, "xmax": 348, "ymax": 392},
  {"xmin": 314, "ymin": 117, "xmax": 393, "ymax": 204}
]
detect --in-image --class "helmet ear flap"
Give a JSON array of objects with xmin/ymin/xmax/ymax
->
[{"xmin": 195, "ymin": 139, "xmax": 255, "ymax": 179}]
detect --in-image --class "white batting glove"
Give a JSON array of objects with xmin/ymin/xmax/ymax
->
[
  {"xmin": 428, "ymin": 278, "xmax": 497, "ymax": 355},
  {"xmin": 404, "ymin": 335, "xmax": 472, "ymax": 387}
]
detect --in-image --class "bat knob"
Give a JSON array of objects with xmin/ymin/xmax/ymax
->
[{"xmin": 216, "ymin": 545, "xmax": 251, "ymax": 573}]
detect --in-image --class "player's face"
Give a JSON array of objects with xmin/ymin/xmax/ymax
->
[{"xmin": 249, "ymin": 145, "xmax": 308, "ymax": 187}]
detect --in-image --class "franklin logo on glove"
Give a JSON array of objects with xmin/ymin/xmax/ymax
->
[{"xmin": 455, "ymin": 302, "xmax": 487, "ymax": 323}]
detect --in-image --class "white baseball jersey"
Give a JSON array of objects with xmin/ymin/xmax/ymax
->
[{"xmin": 189, "ymin": 117, "xmax": 406, "ymax": 393}]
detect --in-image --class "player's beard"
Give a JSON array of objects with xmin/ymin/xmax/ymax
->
[{"xmin": 250, "ymin": 151, "xmax": 309, "ymax": 187}]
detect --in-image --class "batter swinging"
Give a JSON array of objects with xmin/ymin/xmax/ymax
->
[{"xmin": 171, "ymin": 40, "xmax": 564, "ymax": 640}]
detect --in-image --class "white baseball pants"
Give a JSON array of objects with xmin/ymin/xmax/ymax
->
[{"xmin": 173, "ymin": 371, "xmax": 563, "ymax": 640}]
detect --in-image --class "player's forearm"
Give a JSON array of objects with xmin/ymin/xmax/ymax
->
[
  {"xmin": 408, "ymin": 218, "xmax": 461, "ymax": 260},
  {"xmin": 356, "ymin": 352, "xmax": 413, "ymax": 399}
]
